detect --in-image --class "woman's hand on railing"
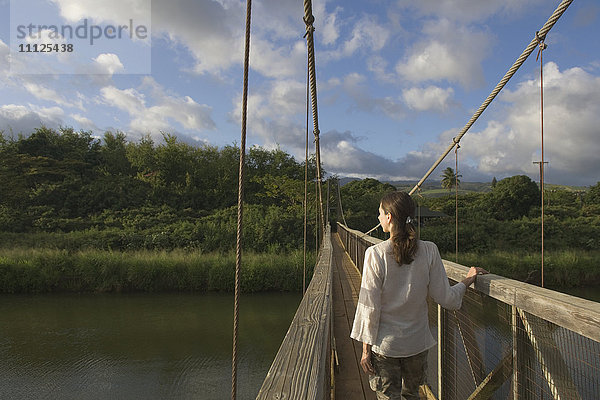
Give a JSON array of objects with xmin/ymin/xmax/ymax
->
[{"xmin": 462, "ymin": 267, "xmax": 488, "ymax": 287}]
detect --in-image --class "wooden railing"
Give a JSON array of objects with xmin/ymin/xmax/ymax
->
[
  {"xmin": 256, "ymin": 225, "xmax": 333, "ymax": 400},
  {"xmin": 337, "ymin": 222, "xmax": 600, "ymax": 399}
]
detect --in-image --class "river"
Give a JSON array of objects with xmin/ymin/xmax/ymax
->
[{"xmin": 0, "ymin": 292, "xmax": 301, "ymax": 400}]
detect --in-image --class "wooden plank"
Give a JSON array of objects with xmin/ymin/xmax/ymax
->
[
  {"xmin": 256, "ymin": 226, "xmax": 333, "ymax": 400},
  {"xmin": 332, "ymin": 233, "xmax": 377, "ymax": 400},
  {"xmin": 332, "ymin": 244, "xmax": 372, "ymax": 399}
]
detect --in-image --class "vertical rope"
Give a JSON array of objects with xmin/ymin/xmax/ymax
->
[
  {"xmin": 337, "ymin": 179, "xmax": 348, "ymax": 227},
  {"xmin": 232, "ymin": 1, "xmax": 252, "ymax": 398},
  {"xmin": 455, "ymin": 142, "xmax": 460, "ymax": 263},
  {"xmin": 303, "ymin": 0, "xmax": 325, "ymax": 232},
  {"xmin": 303, "ymin": 56, "xmax": 310, "ymax": 295},
  {"xmin": 417, "ymin": 187, "xmax": 423, "ymax": 240}
]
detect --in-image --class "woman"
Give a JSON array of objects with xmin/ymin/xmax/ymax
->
[{"xmin": 350, "ymin": 191, "xmax": 487, "ymax": 399}]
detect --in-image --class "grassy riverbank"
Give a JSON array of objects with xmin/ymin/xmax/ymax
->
[
  {"xmin": 446, "ymin": 250, "xmax": 600, "ymax": 288},
  {"xmin": 0, "ymin": 248, "xmax": 315, "ymax": 294}
]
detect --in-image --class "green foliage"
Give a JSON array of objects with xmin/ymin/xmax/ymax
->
[
  {"xmin": 485, "ymin": 175, "xmax": 540, "ymax": 220},
  {"xmin": 0, "ymin": 128, "xmax": 318, "ymax": 241}
]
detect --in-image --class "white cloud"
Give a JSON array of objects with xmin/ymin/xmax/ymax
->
[
  {"xmin": 229, "ymin": 78, "xmax": 306, "ymax": 150},
  {"xmin": 23, "ymin": 82, "xmax": 74, "ymax": 108},
  {"xmin": 249, "ymin": 39, "xmax": 306, "ymax": 79},
  {"xmin": 0, "ymin": 39, "xmax": 9, "ymax": 75},
  {"xmin": 24, "ymin": 29, "xmax": 66, "ymax": 44},
  {"xmin": 100, "ymin": 86, "xmax": 145, "ymax": 114},
  {"xmin": 321, "ymin": 14, "xmax": 390, "ymax": 62},
  {"xmin": 71, "ymin": 113, "xmax": 97, "ymax": 130},
  {"xmin": 100, "ymin": 78, "xmax": 215, "ymax": 137},
  {"xmin": 50, "ymin": 0, "xmax": 151, "ymax": 25},
  {"xmin": 341, "ymin": 73, "xmax": 404, "ymax": 119},
  {"xmin": 456, "ymin": 62, "xmax": 600, "ymax": 185},
  {"xmin": 402, "ymin": 86, "xmax": 454, "ymax": 112},
  {"xmin": 319, "ymin": 130, "xmax": 437, "ymax": 180},
  {"xmin": 92, "ymin": 53, "xmax": 125, "ymax": 75},
  {"xmin": 321, "ymin": 6, "xmax": 342, "ymax": 46},
  {"xmin": 395, "ymin": 20, "xmax": 491, "ymax": 88},
  {"xmin": 0, "ymin": 104, "xmax": 64, "ymax": 134}
]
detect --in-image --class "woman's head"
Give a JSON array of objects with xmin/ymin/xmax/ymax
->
[
  {"xmin": 380, "ymin": 191, "xmax": 416, "ymax": 233},
  {"xmin": 379, "ymin": 191, "xmax": 418, "ymax": 265}
]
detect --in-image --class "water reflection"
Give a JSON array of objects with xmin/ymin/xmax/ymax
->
[{"xmin": 0, "ymin": 292, "xmax": 301, "ymax": 400}]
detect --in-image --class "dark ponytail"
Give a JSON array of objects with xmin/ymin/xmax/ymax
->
[{"xmin": 380, "ymin": 191, "xmax": 418, "ymax": 265}]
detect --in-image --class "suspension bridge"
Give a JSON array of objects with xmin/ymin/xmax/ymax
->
[{"xmin": 227, "ymin": 0, "xmax": 600, "ymax": 398}]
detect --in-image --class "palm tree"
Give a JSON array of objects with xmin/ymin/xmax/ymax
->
[{"xmin": 441, "ymin": 167, "xmax": 461, "ymax": 192}]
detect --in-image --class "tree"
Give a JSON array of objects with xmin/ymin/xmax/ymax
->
[
  {"xmin": 485, "ymin": 175, "xmax": 540, "ymax": 220},
  {"xmin": 585, "ymin": 182, "xmax": 600, "ymax": 205},
  {"xmin": 441, "ymin": 167, "xmax": 461, "ymax": 193},
  {"xmin": 339, "ymin": 178, "xmax": 396, "ymax": 231}
]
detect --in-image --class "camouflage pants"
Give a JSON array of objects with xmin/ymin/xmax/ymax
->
[{"xmin": 368, "ymin": 350, "xmax": 428, "ymax": 400}]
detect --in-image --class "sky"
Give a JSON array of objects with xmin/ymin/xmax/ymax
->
[{"xmin": 0, "ymin": 0, "xmax": 599, "ymax": 186}]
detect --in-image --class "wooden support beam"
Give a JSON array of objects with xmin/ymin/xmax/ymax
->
[
  {"xmin": 468, "ymin": 351, "xmax": 512, "ymax": 400},
  {"xmin": 517, "ymin": 309, "xmax": 582, "ymax": 400},
  {"xmin": 454, "ymin": 309, "xmax": 486, "ymax": 385}
]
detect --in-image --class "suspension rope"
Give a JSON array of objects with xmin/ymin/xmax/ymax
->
[
  {"xmin": 337, "ymin": 179, "xmax": 348, "ymax": 227},
  {"xmin": 416, "ymin": 187, "xmax": 423, "ymax": 239},
  {"xmin": 409, "ymin": 0, "xmax": 573, "ymax": 196},
  {"xmin": 455, "ymin": 141, "xmax": 460, "ymax": 263},
  {"xmin": 231, "ymin": 0, "xmax": 252, "ymax": 398},
  {"xmin": 303, "ymin": 57, "xmax": 310, "ymax": 295},
  {"xmin": 303, "ymin": 0, "xmax": 325, "ymax": 233},
  {"xmin": 536, "ymin": 31, "xmax": 548, "ymax": 288}
]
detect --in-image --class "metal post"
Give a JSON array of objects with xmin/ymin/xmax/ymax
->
[
  {"xmin": 438, "ymin": 304, "xmax": 444, "ymax": 399},
  {"xmin": 512, "ymin": 305, "xmax": 518, "ymax": 400}
]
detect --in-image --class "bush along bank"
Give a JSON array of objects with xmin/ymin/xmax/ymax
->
[
  {"xmin": 0, "ymin": 248, "xmax": 315, "ymax": 294},
  {"xmin": 446, "ymin": 250, "xmax": 600, "ymax": 289}
]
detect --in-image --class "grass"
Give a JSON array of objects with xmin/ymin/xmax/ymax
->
[
  {"xmin": 446, "ymin": 249, "xmax": 600, "ymax": 289},
  {"xmin": 0, "ymin": 248, "xmax": 315, "ymax": 294}
]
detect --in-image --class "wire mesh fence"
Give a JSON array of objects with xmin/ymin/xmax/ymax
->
[{"xmin": 338, "ymin": 222, "xmax": 600, "ymax": 400}]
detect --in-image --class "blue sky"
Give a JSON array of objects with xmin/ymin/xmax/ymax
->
[{"xmin": 1, "ymin": 0, "xmax": 599, "ymax": 186}]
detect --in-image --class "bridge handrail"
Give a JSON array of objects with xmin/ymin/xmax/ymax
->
[
  {"xmin": 256, "ymin": 225, "xmax": 333, "ymax": 400},
  {"xmin": 337, "ymin": 222, "xmax": 600, "ymax": 343}
]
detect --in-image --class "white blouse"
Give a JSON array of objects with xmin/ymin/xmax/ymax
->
[{"xmin": 350, "ymin": 239, "xmax": 467, "ymax": 357}]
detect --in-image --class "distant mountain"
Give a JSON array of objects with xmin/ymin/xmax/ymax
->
[
  {"xmin": 337, "ymin": 177, "xmax": 493, "ymax": 195},
  {"xmin": 336, "ymin": 177, "xmax": 589, "ymax": 197}
]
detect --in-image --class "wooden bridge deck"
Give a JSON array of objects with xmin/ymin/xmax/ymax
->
[{"xmin": 331, "ymin": 232, "xmax": 376, "ymax": 400}]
